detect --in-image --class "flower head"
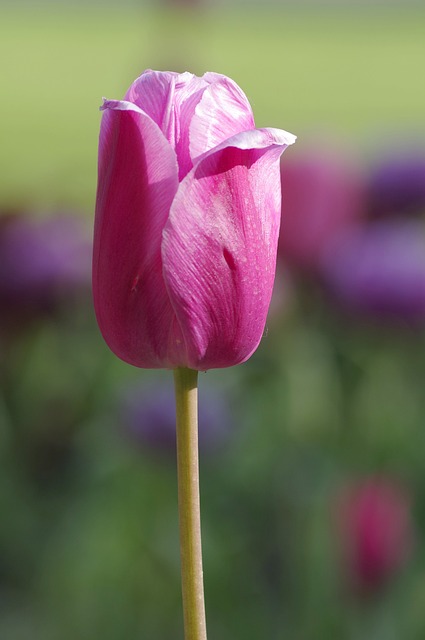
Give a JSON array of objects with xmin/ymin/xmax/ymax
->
[
  {"xmin": 93, "ymin": 70, "xmax": 295, "ymax": 370},
  {"xmin": 334, "ymin": 477, "xmax": 413, "ymax": 594}
]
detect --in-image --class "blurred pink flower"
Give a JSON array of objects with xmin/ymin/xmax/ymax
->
[
  {"xmin": 335, "ymin": 477, "xmax": 413, "ymax": 594},
  {"xmin": 93, "ymin": 70, "xmax": 295, "ymax": 370},
  {"xmin": 278, "ymin": 145, "xmax": 364, "ymax": 274}
]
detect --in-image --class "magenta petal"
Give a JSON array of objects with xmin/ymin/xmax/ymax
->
[
  {"xmin": 188, "ymin": 74, "xmax": 255, "ymax": 166},
  {"xmin": 120, "ymin": 71, "xmax": 256, "ymax": 180},
  {"xmin": 124, "ymin": 70, "xmax": 208, "ymax": 161},
  {"xmin": 93, "ymin": 100, "xmax": 181, "ymax": 368},
  {"xmin": 162, "ymin": 128, "xmax": 296, "ymax": 370},
  {"xmin": 124, "ymin": 70, "xmax": 179, "ymax": 138}
]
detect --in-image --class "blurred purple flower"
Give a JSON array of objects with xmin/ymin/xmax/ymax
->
[
  {"xmin": 0, "ymin": 212, "xmax": 91, "ymax": 317},
  {"xmin": 321, "ymin": 220, "xmax": 425, "ymax": 325},
  {"xmin": 120, "ymin": 382, "xmax": 232, "ymax": 454},
  {"xmin": 367, "ymin": 153, "xmax": 425, "ymax": 218},
  {"xmin": 335, "ymin": 477, "xmax": 413, "ymax": 594},
  {"xmin": 278, "ymin": 146, "xmax": 364, "ymax": 275}
]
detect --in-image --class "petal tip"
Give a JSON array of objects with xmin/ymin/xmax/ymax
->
[
  {"xmin": 269, "ymin": 128, "xmax": 297, "ymax": 147},
  {"xmin": 283, "ymin": 131, "xmax": 297, "ymax": 146},
  {"xmin": 100, "ymin": 98, "xmax": 119, "ymax": 112}
]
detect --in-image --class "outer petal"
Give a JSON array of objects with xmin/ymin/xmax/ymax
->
[
  {"xmin": 93, "ymin": 99, "xmax": 181, "ymax": 368},
  {"xmin": 162, "ymin": 127, "xmax": 296, "ymax": 370}
]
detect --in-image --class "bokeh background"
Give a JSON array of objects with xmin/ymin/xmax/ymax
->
[{"xmin": 1, "ymin": 0, "xmax": 425, "ymax": 638}]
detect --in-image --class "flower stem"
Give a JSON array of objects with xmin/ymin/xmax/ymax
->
[{"xmin": 173, "ymin": 367, "xmax": 207, "ymax": 640}]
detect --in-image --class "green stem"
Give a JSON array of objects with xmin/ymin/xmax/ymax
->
[{"xmin": 174, "ymin": 367, "xmax": 207, "ymax": 640}]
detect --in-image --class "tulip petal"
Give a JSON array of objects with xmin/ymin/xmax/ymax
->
[
  {"xmin": 162, "ymin": 127, "xmax": 296, "ymax": 370},
  {"xmin": 93, "ymin": 100, "xmax": 181, "ymax": 368},
  {"xmin": 188, "ymin": 74, "xmax": 255, "ymax": 167},
  {"xmin": 121, "ymin": 71, "xmax": 256, "ymax": 180},
  {"xmin": 125, "ymin": 70, "xmax": 208, "ymax": 167},
  {"xmin": 125, "ymin": 70, "xmax": 182, "ymax": 146}
]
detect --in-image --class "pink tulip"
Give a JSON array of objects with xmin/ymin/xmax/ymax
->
[
  {"xmin": 335, "ymin": 477, "xmax": 413, "ymax": 594},
  {"xmin": 93, "ymin": 70, "xmax": 295, "ymax": 370}
]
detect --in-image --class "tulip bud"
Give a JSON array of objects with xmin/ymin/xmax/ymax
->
[
  {"xmin": 334, "ymin": 477, "xmax": 413, "ymax": 594},
  {"xmin": 93, "ymin": 70, "xmax": 295, "ymax": 370}
]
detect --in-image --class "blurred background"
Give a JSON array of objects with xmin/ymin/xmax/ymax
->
[{"xmin": 1, "ymin": 0, "xmax": 425, "ymax": 638}]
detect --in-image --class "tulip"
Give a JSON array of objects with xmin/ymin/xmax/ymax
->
[
  {"xmin": 334, "ymin": 477, "xmax": 413, "ymax": 594},
  {"xmin": 93, "ymin": 70, "xmax": 295, "ymax": 371},
  {"xmin": 93, "ymin": 70, "xmax": 295, "ymax": 640}
]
